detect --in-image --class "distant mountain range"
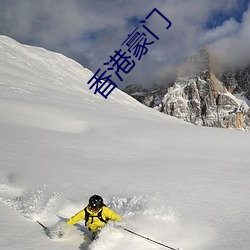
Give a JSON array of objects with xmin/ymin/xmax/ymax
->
[{"xmin": 123, "ymin": 49, "xmax": 250, "ymax": 130}]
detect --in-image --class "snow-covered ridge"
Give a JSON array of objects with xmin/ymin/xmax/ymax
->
[
  {"xmin": 0, "ymin": 35, "xmax": 149, "ymax": 103},
  {"xmin": 0, "ymin": 35, "xmax": 155, "ymax": 133}
]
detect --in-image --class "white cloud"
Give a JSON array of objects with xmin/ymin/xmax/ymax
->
[
  {"xmin": 201, "ymin": 18, "xmax": 240, "ymax": 45},
  {"xmin": 0, "ymin": 0, "xmax": 248, "ymax": 88},
  {"xmin": 209, "ymin": 4, "xmax": 250, "ymax": 68}
]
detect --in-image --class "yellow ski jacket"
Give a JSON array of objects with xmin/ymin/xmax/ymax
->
[{"xmin": 67, "ymin": 206, "xmax": 121, "ymax": 233}]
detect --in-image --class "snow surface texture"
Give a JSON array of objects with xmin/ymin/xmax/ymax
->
[{"xmin": 0, "ymin": 35, "xmax": 250, "ymax": 250}]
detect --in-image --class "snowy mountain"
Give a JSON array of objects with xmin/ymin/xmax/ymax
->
[
  {"xmin": 0, "ymin": 36, "xmax": 250, "ymax": 250},
  {"xmin": 124, "ymin": 49, "xmax": 250, "ymax": 130}
]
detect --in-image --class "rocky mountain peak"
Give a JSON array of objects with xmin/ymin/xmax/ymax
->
[
  {"xmin": 123, "ymin": 49, "xmax": 250, "ymax": 130},
  {"xmin": 177, "ymin": 48, "xmax": 210, "ymax": 78}
]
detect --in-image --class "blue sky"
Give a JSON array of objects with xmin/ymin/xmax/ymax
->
[
  {"xmin": 0, "ymin": 0, "xmax": 249, "ymax": 89},
  {"xmin": 206, "ymin": 0, "xmax": 249, "ymax": 28}
]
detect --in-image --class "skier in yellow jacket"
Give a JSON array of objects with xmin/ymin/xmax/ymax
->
[{"xmin": 67, "ymin": 195, "xmax": 121, "ymax": 238}]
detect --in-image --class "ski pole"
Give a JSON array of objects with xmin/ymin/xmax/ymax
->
[
  {"xmin": 122, "ymin": 227, "xmax": 180, "ymax": 250},
  {"xmin": 37, "ymin": 220, "xmax": 48, "ymax": 231}
]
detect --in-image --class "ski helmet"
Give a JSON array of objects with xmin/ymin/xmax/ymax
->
[{"xmin": 89, "ymin": 195, "xmax": 104, "ymax": 210}]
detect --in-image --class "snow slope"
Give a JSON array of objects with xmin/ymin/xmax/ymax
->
[{"xmin": 0, "ymin": 35, "xmax": 250, "ymax": 250}]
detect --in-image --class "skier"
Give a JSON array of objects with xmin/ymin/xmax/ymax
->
[{"xmin": 66, "ymin": 194, "xmax": 121, "ymax": 239}]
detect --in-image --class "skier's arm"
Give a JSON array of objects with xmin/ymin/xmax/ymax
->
[
  {"xmin": 104, "ymin": 207, "xmax": 122, "ymax": 222},
  {"xmin": 67, "ymin": 209, "xmax": 85, "ymax": 225}
]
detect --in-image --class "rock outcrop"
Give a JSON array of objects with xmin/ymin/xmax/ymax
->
[{"xmin": 124, "ymin": 49, "xmax": 250, "ymax": 130}]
